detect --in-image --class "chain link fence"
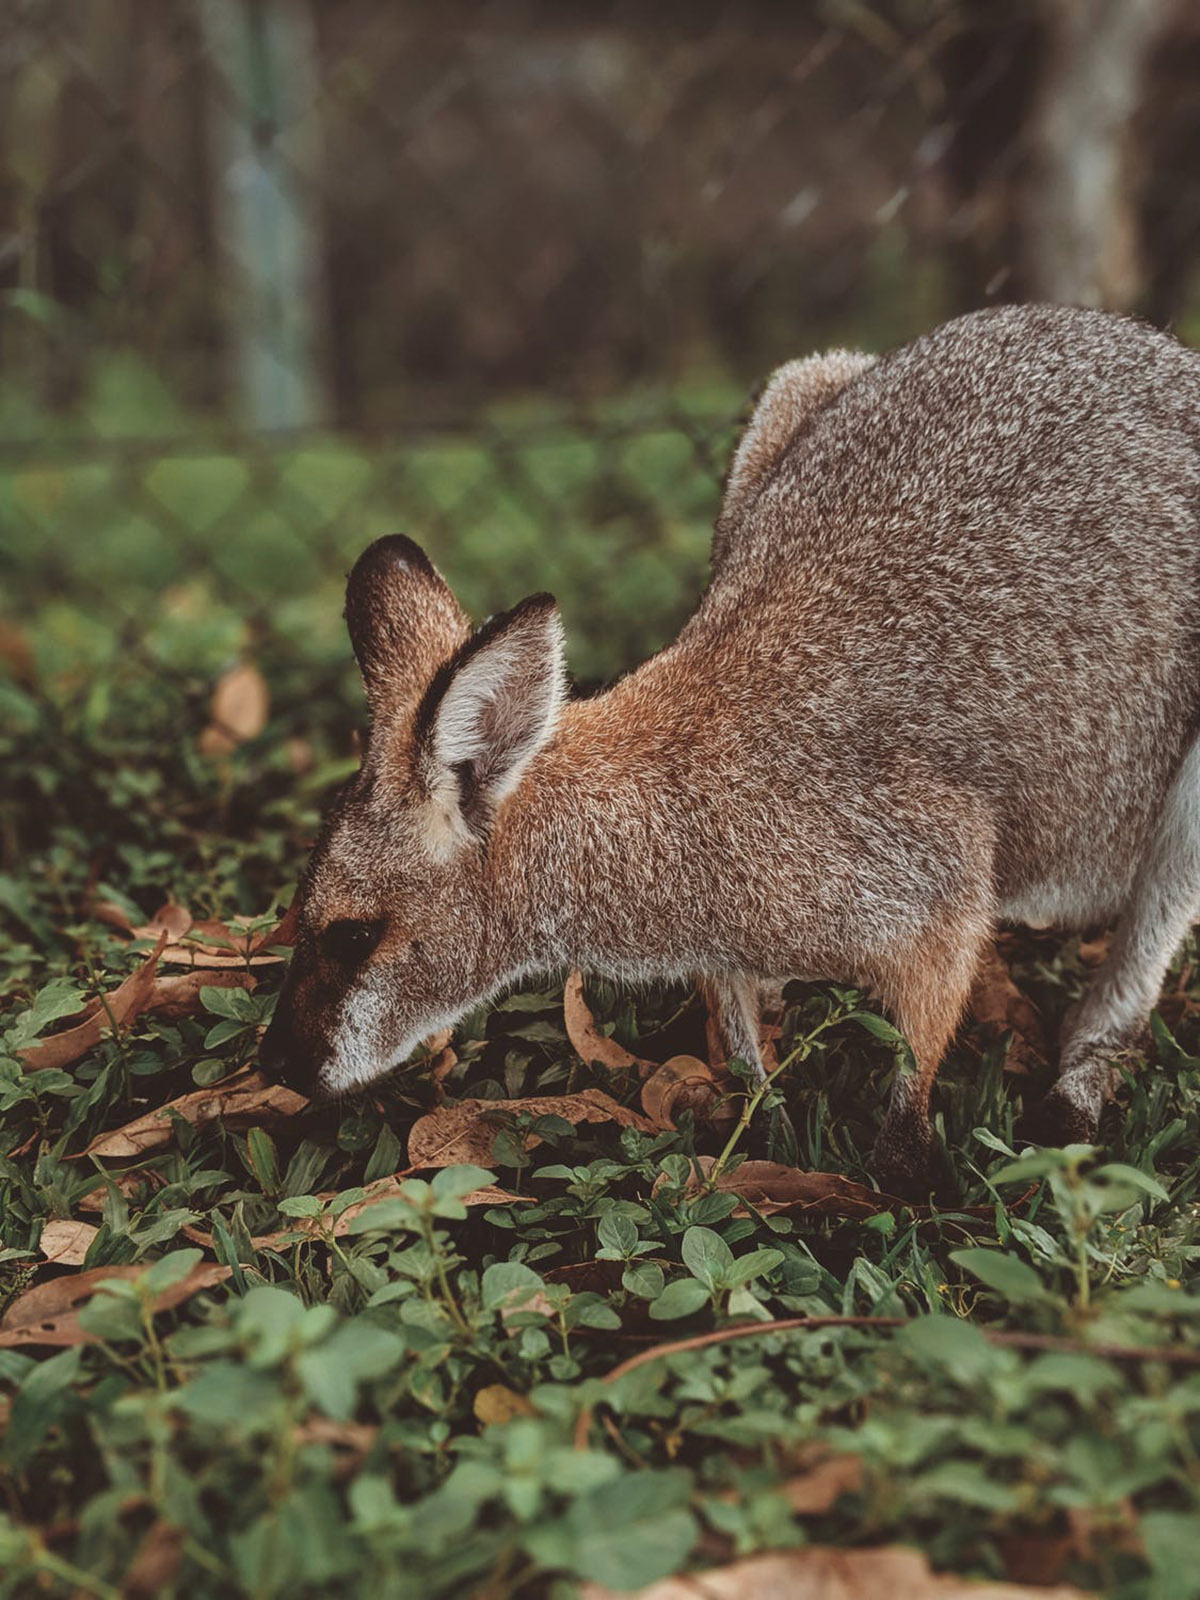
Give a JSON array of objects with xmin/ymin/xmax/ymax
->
[{"xmin": 3, "ymin": 0, "xmax": 1200, "ymax": 685}]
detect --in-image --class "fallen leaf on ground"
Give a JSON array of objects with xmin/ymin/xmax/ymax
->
[
  {"xmin": 970, "ymin": 942, "xmax": 1046, "ymax": 1074},
  {"xmin": 677, "ymin": 1157, "xmax": 904, "ymax": 1220},
  {"xmin": 178, "ymin": 1175, "xmax": 530, "ymax": 1252},
  {"xmin": 78, "ymin": 1172, "xmax": 153, "ymax": 1212},
  {"xmin": 329, "ymin": 1178, "xmax": 529, "ymax": 1236},
  {"xmin": 130, "ymin": 902, "xmax": 193, "ymax": 944},
  {"xmin": 145, "ymin": 969, "xmax": 258, "ymax": 1018},
  {"xmin": 122, "ymin": 1521, "xmax": 184, "ymax": 1600},
  {"xmin": 474, "ymin": 1384, "xmax": 537, "ymax": 1425},
  {"xmin": 97, "ymin": 897, "xmax": 296, "ymax": 968},
  {"xmin": 422, "ymin": 1027, "xmax": 459, "ymax": 1099},
  {"xmin": 1077, "ymin": 933, "xmax": 1110, "ymax": 968},
  {"xmin": 0, "ymin": 1261, "xmax": 231, "ymax": 1349},
  {"xmin": 198, "ymin": 660, "xmax": 270, "ymax": 755},
  {"xmin": 641, "ymin": 1054, "xmax": 736, "ymax": 1131},
  {"xmin": 39, "ymin": 1219, "xmax": 100, "ymax": 1266},
  {"xmin": 580, "ymin": 1545, "xmax": 1092, "ymax": 1599},
  {"xmin": 17, "ymin": 933, "xmax": 167, "ymax": 1072},
  {"xmin": 82, "ymin": 1071, "xmax": 307, "ymax": 1160},
  {"xmin": 293, "ymin": 1417, "xmax": 377, "ymax": 1463},
  {"xmin": 408, "ymin": 1087, "xmax": 655, "ymax": 1168},
  {"xmin": 780, "ymin": 1449, "xmax": 864, "ymax": 1513},
  {"xmin": 564, "ymin": 971, "xmax": 648, "ymax": 1074}
]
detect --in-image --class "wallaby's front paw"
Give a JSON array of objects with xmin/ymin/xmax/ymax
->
[
  {"xmin": 1024, "ymin": 1081, "xmax": 1102, "ymax": 1147},
  {"xmin": 868, "ymin": 1111, "xmax": 933, "ymax": 1202}
]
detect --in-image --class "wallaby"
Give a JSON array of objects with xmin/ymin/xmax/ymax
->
[{"xmin": 260, "ymin": 303, "xmax": 1200, "ymax": 1191}]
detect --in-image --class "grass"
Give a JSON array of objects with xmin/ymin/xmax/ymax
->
[{"xmin": 3, "ymin": 409, "xmax": 1200, "ymax": 1599}]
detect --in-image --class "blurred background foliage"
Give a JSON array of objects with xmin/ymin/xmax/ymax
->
[{"xmin": 3, "ymin": 0, "xmax": 1200, "ymax": 738}]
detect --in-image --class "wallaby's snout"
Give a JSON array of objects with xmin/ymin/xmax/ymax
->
[{"xmin": 258, "ymin": 1001, "xmax": 320, "ymax": 1097}]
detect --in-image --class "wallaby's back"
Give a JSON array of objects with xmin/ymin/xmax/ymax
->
[{"xmin": 677, "ymin": 303, "xmax": 1200, "ymax": 923}]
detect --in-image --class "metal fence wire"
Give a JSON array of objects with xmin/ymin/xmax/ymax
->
[{"xmin": 3, "ymin": 0, "xmax": 1200, "ymax": 683}]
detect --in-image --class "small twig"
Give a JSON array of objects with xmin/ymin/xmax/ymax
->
[
  {"xmin": 574, "ymin": 1316, "xmax": 904, "ymax": 1447},
  {"xmin": 573, "ymin": 1314, "xmax": 1200, "ymax": 1449}
]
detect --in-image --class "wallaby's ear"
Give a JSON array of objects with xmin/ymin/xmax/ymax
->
[
  {"xmin": 415, "ymin": 593, "xmax": 566, "ymax": 844},
  {"xmin": 345, "ymin": 536, "xmax": 471, "ymax": 721}
]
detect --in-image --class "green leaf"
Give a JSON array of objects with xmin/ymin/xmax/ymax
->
[
  {"xmin": 1142, "ymin": 1511, "xmax": 1200, "ymax": 1600},
  {"xmin": 0, "ymin": 1347, "xmax": 82, "ymax": 1472},
  {"xmin": 200, "ymin": 985, "xmax": 258, "ymax": 1021},
  {"xmin": 597, "ymin": 1212, "xmax": 638, "ymax": 1258},
  {"xmin": 622, "ymin": 1262, "xmax": 665, "ymax": 1299},
  {"xmin": 680, "ymin": 1225, "xmax": 733, "ymax": 1290},
  {"xmin": 141, "ymin": 1248, "xmax": 204, "ymax": 1296},
  {"xmin": 246, "ymin": 1127, "xmax": 282, "ymax": 1196},
  {"xmin": 951, "ymin": 1248, "xmax": 1052, "ymax": 1305},
  {"xmin": 296, "ymin": 1323, "xmax": 406, "ymax": 1420},
  {"xmin": 482, "ymin": 1261, "xmax": 547, "ymax": 1314},
  {"xmin": 4, "ymin": 977, "xmax": 86, "ymax": 1050},
  {"xmin": 1091, "ymin": 1162, "xmax": 1169, "ymax": 1204},
  {"xmin": 846, "ymin": 1009, "xmax": 907, "ymax": 1044},
  {"xmin": 525, "ymin": 1469, "xmax": 697, "ymax": 1590},
  {"xmin": 725, "ymin": 1247, "xmax": 784, "ymax": 1286},
  {"xmin": 898, "ymin": 1315, "xmax": 1000, "ymax": 1385},
  {"xmin": 648, "ymin": 1278, "xmax": 711, "ymax": 1321}
]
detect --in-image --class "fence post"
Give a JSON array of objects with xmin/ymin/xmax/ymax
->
[{"xmin": 199, "ymin": 0, "xmax": 328, "ymax": 429}]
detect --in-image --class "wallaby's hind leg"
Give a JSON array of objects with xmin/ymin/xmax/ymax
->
[
  {"xmin": 869, "ymin": 900, "xmax": 993, "ymax": 1196},
  {"xmin": 708, "ymin": 974, "xmax": 769, "ymax": 1081},
  {"xmin": 1043, "ymin": 734, "xmax": 1200, "ymax": 1141}
]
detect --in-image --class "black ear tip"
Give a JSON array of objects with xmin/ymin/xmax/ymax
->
[{"xmin": 348, "ymin": 535, "xmax": 436, "ymax": 592}]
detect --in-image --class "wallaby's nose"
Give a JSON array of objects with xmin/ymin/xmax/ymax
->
[{"xmin": 258, "ymin": 1014, "xmax": 315, "ymax": 1096}]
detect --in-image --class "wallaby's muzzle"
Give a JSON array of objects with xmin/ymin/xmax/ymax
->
[{"xmin": 259, "ymin": 1006, "xmax": 320, "ymax": 1097}]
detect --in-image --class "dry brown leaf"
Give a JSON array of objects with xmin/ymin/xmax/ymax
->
[
  {"xmin": 641, "ymin": 1054, "xmax": 736, "ymax": 1132},
  {"xmin": 473, "ymin": 1384, "xmax": 537, "ymax": 1425},
  {"xmin": 130, "ymin": 902, "xmax": 193, "ymax": 944},
  {"xmin": 678, "ymin": 1156, "xmax": 903, "ymax": 1220},
  {"xmin": 781, "ymin": 1449, "xmax": 864, "ymax": 1514},
  {"xmin": 199, "ymin": 660, "xmax": 270, "ymax": 755},
  {"xmin": 39, "ymin": 1219, "xmax": 100, "ymax": 1267},
  {"xmin": 564, "ymin": 971, "xmax": 648, "ymax": 1074},
  {"xmin": 421, "ymin": 1026, "xmax": 459, "ymax": 1100},
  {"xmin": 122, "ymin": 1520, "xmax": 184, "ymax": 1600},
  {"xmin": 94, "ymin": 898, "xmax": 140, "ymax": 933},
  {"xmin": 17, "ymin": 933, "xmax": 167, "ymax": 1073},
  {"xmin": 0, "ymin": 618, "xmax": 34, "ymax": 681},
  {"xmin": 293, "ymin": 1416, "xmax": 377, "ymax": 1467},
  {"xmin": 145, "ymin": 969, "xmax": 257, "ymax": 1019},
  {"xmin": 79, "ymin": 1172, "xmax": 150, "ymax": 1212},
  {"xmin": 580, "ymin": 1546, "xmax": 1092, "ymax": 1600},
  {"xmin": 82, "ymin": 1070, "xmax": 307, "ymax": 1161},
  {"xmin": 970, "ymin": 942, "xmax": 1046, "ymax": 1075},
  {"xmin": 408, "ymin": 1087, "xmax": 655, "ymax": 1169},
  {"xmin": 329, "ymin": 1179, "xmax": 529, "ymax": 1236},
  {"xmin": 102, "ymin": 897, "xmax": 295, "ymax": 969},
  {"xmin": 0, "ymin": 1261, "xmax": 231, "ymax": 1349},
  {"xmin": 1078, "ymin": 933, "xmax": 1111, "ymax": 968},
  {"xmin": 156, "ymin": 947, "xmax": 284, "ymax": 968}
]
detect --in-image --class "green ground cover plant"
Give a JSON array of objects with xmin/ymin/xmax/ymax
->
[{"xmin": 3, "ymin": 440, "xmax": 1200, "ymax": 1599}]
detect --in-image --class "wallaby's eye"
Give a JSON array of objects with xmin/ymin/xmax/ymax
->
[{"xmin": 320, "ymin": 919, "xmax": 384, "ymax": 967}]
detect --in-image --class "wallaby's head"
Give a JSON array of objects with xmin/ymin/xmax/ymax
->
[{"xmin": 259, "ymin": 536, "xmax": 565, "ymax": 1097}]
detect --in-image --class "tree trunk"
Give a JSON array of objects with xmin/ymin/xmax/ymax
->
[
  {"xmin": 200, "ymin": 0, "xmax": 328, "ymax": 429},
  {"xmin": 1023, "ymin": 0, "xmax": 1175, "ymax": 310}
]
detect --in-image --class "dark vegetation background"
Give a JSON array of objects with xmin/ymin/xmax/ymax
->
[{"xmin": 3, "ymin": 4, "xmax": 1200, "ymax": 1598}]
